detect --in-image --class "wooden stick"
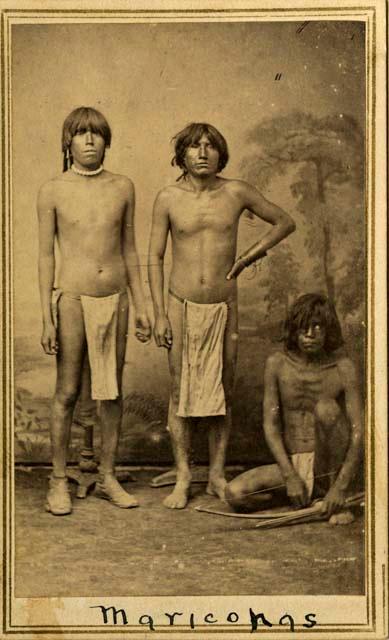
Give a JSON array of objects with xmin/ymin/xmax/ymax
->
[
  {"xmin": 195, "ymin": 503, "xmax": 315, "ymax": 519},
  {"xmin": 194, "ymin": 505, "xmax": 284, "ymax": 519},
  {"xmin": 255, "ymin": 493, "xmax": 364, "ymax": 529},
  {"xmin": 255, "ymin": 505, "xmax": 324, "ymax": 529},
  {"xmin": 255, "ymin": 513, "xmax": 328, "ymax": 529},
  {"xmin": 194, "ymin": 492, "xmax": 365, "ymax": 523}
]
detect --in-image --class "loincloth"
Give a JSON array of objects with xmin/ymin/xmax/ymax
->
[
  {"xmin": 291, "ymin": 451, "xmax": 315, "ymax": 500},
  {"xmin": 52, "ymin": 288, "xmax": 127, "ymax": 401},
  {"xmin": 169, "ymin": 290, "xmax": 229, "ymax": 418}
]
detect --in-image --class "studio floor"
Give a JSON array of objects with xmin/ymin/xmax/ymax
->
[{"xmin": 15, "ymin": 467, "xmax": 365, "ymax": 598}]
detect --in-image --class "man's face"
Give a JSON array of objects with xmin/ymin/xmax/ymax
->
[
  {"xmin": 70, "ymin": 127, "xmax": 105, "ymax": 169},
  {"xmin": 297, "ymin": 318, "xmax": 326, "ymax": 356},
  {"xmin": 184, "ymin": 134, "xmax": 220, "ymax": 178}
]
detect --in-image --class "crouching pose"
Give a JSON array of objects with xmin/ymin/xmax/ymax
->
[
  {"xmin": 38, "ymin": 106, "xmax": 151, "ymax": 515},
  {"xmin": 225, "ymin": 293, "xmax": 363, "ymax": 522},
  {"xmin": 148, "ymin": 122, "xmax": 295, "ymax": 509}
]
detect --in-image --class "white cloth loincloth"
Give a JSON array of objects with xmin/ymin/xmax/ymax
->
[
  {"xmin": 177, "ymin": 298, "xmax": 228, "ymax": 418},
  {"xmin": 52, "ymin": 289, "xmax": 122, "ymax": 401},
  {"xmin": 291, "ymin": 451, "xmax": 315, "ymax": 500}
]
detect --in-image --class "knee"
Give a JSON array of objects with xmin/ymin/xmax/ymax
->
[
  {"xmin": 314, "ymin": 399, "xmax": 341, "ymax": 428},
  {"xmin": 225, "ymin": 480, "xmax": 245, "ymax": 507},
  {"xmin": 55, "ymin": 387, "xmax": 79, "ymax": 410}
]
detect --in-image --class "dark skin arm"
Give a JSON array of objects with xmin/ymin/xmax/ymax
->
[
  {"xmin": 122, "ymin": 179, "xmax": 151, "ymax": 343},
  {"xmin": 37, "ymin": 181, "xmax": 58, "ymax": 356},
  {"xmin": 263, "ymin": 354, "xmax": 309, "ymax": 508},
  {"xmin": 321, "ymin": 358, "xmax": 363, "ymax": 516},
  {"xmin": 226, "ymin": 181, "xmax": 295, "ymax": 280},
  {"xmin": 148, "ymin": 190, "xmax": 173, "ymax": 349}
]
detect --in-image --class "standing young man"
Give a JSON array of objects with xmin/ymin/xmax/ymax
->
[
  {"xmin": 148, "ymin": 122, "xmax": 295, "ymax": 509},
  {"xmin": 38, "ymin": 106, "xmax": 151, "ymax": 515}
]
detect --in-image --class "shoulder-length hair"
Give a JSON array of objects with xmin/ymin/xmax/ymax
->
[
  {"xmin": 284, "ymin": 293, "xmax": 344, "ymax": 354},
  {"xmin": 61, "ymin": 106, "xmax": 112, "ymax": 171},
  {"xmin": 171, "ymin": 122, "xmax": 229, "ymax": 178}
]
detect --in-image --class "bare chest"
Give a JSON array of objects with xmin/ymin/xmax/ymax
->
[
  {"xmin": 279, "ymin": 360, "xmax": 343, "ymax": 405},
  {"xmin": 169, "ymin": 191, "xmax": 239, "ymax": 236},
  {"xmin": 55, "ymin": 183, "xmax": 126, "ymax": 230}
]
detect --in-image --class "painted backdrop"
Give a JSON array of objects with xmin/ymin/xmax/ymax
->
[{"xmin": 13, "ymin": 20, "xmax": 365, "ymax": 464}]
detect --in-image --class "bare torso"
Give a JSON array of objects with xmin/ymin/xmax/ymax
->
[
  {"xmin": 276, "ymin": 351, "xmax": 346, "ymax": 453},
  {"xmin": 51, "ymin": 171, "xmax": 130, "ymax": 296},
  {"xmin": 166, "ymin": 178, "xmax": 244, "ymax": 303}
]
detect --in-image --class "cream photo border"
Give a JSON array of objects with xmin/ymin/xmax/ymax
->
[{"xmin": 0, "ymin": 1, "xmax": 387, "ymax": 638}]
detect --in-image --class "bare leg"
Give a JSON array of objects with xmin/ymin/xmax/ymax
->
[
  {"xmin": 163, "ymin": 294, "xmax": 192, "ymax": 509},
  {"xmin": 150, "ymin": 464, "xmax": 209, "ymax": 488},
  {"xmin": 314, "ymin": 399, "xmax": 354, "ymax": 524},
  {"xmin": 314, "ymin": 399, "xmax": 343, "ymax": 485},
  {"xmin": 225, "ymin": 464, "xmax": 283, "ymax": 512},
  {"xmin": 96, "ymin": 292, "xmax": 138, "ymax": 508},
  {"xmin": 52, "ymin": 295, "xmax": 86, "ymax": 477},
  {"xmin": 163, "ymin": 404, "xmax": 192, "ymax": 509},
  {"xmin": 99, "ymin": 293, "xmax": 128, "ymax": 473},
  {"xmin": 75, "ymin": 356, "xmax": 96, "ymax": 430},
  {"xmin": 206, "ymin": 413, "xmax": 231, "ymax": 500},
  {"xmin": 76, "ymin": 357, "xmax": 98, "ymax": 471},
  {"xmin": 99, "ymin": 399, "xmax": 123, "ymax": 472},
  {"xmin": 47, "ymin": 295, "xmax": 86, "ymax": 515},
  {"xmin": 206, "ymin": 298, "xmax": 238, "ymax": 500}
]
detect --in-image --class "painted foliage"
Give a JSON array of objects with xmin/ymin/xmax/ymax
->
[
  {"xmin": 13, "ymin": 21, "xmax": 365, "ymax": 465},
  {"xmin": 15, "ymin": 112, "xmax": 365, "ymax": 465}
]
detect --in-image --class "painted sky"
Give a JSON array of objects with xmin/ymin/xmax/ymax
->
[{"xmin": 12, "ymin": 20, "xmax": 365, "ymax": 336}]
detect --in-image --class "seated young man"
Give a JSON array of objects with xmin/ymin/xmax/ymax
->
[{"xmin": 225, "ymin": 293, "xmax": 363, "ymax": 522}]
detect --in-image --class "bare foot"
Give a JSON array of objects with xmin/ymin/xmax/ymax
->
[
  {"xmin": 329, "ymin": 510, "xmax": 355, "ymax": 525},
  {"xmin": 163, "ymin": 481, "xmax": 191, "ymax": 509},
  {"xmin": 206, "ymin": 476, "xmax": 227, "ymax": 501}
]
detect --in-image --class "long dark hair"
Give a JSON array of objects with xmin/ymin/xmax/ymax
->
[
  {"xmin": 171, "ymin": 122, "xmax": 229, "ymax": 180},
  {"xmin": 284, "ymin": 293, "xmax": 344, "ymax": 354}
]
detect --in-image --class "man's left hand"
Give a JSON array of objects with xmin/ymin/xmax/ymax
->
[
  {"xmin": 226, "ymin": 258, "xmax": 246, "ymax": 280},
  {"xmin": 321, "ymin": 485, "xmax": 346, "ymax": 516},
  {"xmin": 135, "ymin": 313, "xmax": 152, "ymax": 344}
]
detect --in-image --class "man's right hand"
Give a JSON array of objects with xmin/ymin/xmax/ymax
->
[
  {"xmin": 226, "ymin": 258, "xmax": 247, "ymax": 281},
  {"xmin": 41, "ymin": 322, "xmax": 58, "ymax": 355},
  {"xmin": 285, "ymin": 471, "xmax": 309, "ymax": 508},
  {"xmin": 153, "ymin": 315, "xmax": 173, "ymax": 349}
]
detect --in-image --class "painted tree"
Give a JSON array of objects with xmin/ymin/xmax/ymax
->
[
  {"xmin": 241, "ymin": 111, "xmax": 364, "ymax": 303},
  {"xmin": 238, "ymin": 213, "xmax": 301, "ymax": 326},
  {"xmin": 260, "ymin": 244, "xmax": 301, "ymax": 322}
]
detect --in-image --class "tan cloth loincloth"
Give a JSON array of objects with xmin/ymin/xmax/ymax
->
[
  {"xmin": 291, "ymin": 451, "xmax": 315, "ymax": 500},
  {"xmin": 173, "ymin": 293, "xmax": 228, "ymax": 418},
  {"xmin": 52, "ymin": 289, "xmax": 125, "ymax": 401}
]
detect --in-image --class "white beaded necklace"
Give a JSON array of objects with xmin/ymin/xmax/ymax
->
[{"xmin": 71, "ymin": 164, "xmax": 104, "ymax": 177}]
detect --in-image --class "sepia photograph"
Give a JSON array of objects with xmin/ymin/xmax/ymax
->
[{"xmin": 1, "ymin": 0, "xmax": 387, "ymax": 638}]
